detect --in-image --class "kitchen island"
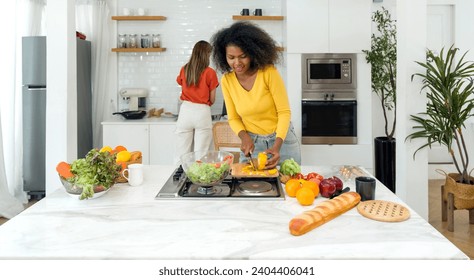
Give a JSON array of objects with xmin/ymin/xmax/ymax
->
[{"xmin": 0, "ymin": 165, "xmax": 468, "ymax": 260}]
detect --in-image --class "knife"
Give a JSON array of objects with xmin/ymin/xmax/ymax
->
[{"xmin": 247, "ymin": 151, "xmax": 257, "ymax": 171}]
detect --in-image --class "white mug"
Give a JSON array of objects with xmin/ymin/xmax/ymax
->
[
  {"xmin": 122, "ymin": 163, "xmax": 144, "ymax": 186},
  {"xmin": 137, "ymin": 8, "xmax": 146, "ymax": 16}
]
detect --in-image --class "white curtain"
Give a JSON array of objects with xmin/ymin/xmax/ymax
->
[
  {"xmin": 0, "ymin": 0, "xmax": 46, "ymax": 219},
  {"xmin": 76, "ymin": 0, "xmax": 114, "ymax": 148}
]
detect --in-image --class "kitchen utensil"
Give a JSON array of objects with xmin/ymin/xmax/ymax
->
[
  {"xmin": 330, "ymin": 186, "xmax": 350, "ymax": 199},
  {"xmin": 115, "ymin": 152, "xmax": 143, "ymax": 183},
  {"xmin": 59, "ymin": 176, "xmax": 111, "ymax": 199},
  {"xmin": 180, "ymin": 151, "xmax": 234, "ymax": 186},
  {"xmin": 355, "ymin": 176, "xmax": 376, "ymax": 201},
  {"xmin": 113, "ymin": 110, "xmax": 147, "ymax": 120},
  {"xmin": 231, "ymin": 163, "xmax": 279, "ymax": 178},
  {"xmin": 119, "ymin": 88, "xmax": 148, "ymax": 111},
  {"xmin": 122, "ymin": 163, "xmax": 144, "ymax": 186},
  {"xmin": 161, "ymin": 112, "xmax": 178, "ymax": 118},
  {"xmin": 253, "ymin": 9, "xmax": 263, "ymax": 16},
  {"xmin": 247, "ymin": 152, "xmax": 256, "ymax": 171},
  {"xmin": 357, "ymin": 200, "xmax": 411, "ymax": 222},
  {"xmin": 240, "ymin": 8, "xmax": 250, "ymax": 16}
]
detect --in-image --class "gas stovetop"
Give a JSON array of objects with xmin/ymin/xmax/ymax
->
[{"xmin": 155, "ymin": 166, "xmax": 285, "ymax": 200}]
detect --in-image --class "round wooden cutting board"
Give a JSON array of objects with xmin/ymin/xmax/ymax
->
[{"xmin": 357, "ymin": 200, "xmax": 410, "ymax": 222}]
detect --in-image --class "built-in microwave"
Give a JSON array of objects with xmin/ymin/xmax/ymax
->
[{"xmin": 302, "ymin": 53, "xmax": 357, "ymax": 91}]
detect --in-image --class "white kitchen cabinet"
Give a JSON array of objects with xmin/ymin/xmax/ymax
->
[
  {"xmin": 286, "ymin": 0, "xmax": 370, "ymax": 53},
  {"xmin": 102, "ymin": 121, "xmax": 178, "ymax": 165},
  {"xmin": 287, "ymin": 0, "xmax": 328, "ymax": 53},
  {"xmin": 328, "ymin": 0, "xmax": 371, "ymax": 53},
  {"xmin": 149, "ymin": 124, "xmax": 177, "ymax": 165},
  {"xmin": 103, "ymin": 124, "xmax": 150, "ymax": 164}
]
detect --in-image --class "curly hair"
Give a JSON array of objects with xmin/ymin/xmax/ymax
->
[{"xmin": 210, "ymin": 21, "xmax": 280, "ymax": 73}]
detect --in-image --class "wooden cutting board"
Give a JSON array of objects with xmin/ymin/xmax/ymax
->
[
  {"xmin": 357, "ymin": 200, "xmax": 410, "ymax": 222},
  {"xmin": 231, "ymin": 163, "xmax": 279, "ymax": 178}
]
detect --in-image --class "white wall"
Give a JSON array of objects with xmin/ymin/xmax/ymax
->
[
  {"xmin": 114, "ymin": 0, "xmax": 284, "ymax": 115},
  {"xmin": 45, "ymin": 0, "xmax": 78, "ymax": 195},
  {"xmin": 396, "ymin": 0, "xmax": 428, "ymax": 219}
]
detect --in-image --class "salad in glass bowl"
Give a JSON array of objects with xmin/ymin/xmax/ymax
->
[
  {"xmin": 56, "ymin": 149, "xmax": 121, "ymax": 200},
  {"xmin": 180, "ymin": 151, "xmax": 234, "ymax": 186}
]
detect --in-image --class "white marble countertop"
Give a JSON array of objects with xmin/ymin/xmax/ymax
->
[{"xmin": 0, "ymin": 165, "xmax": 468, "ymax": 260}]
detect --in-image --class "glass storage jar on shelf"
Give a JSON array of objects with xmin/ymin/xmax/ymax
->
[
  {"xmin": 152, "ymin": 34, "xmax": 161, "ymax": 48},
  {"xmin": 117, "ymin": 34, "xmax": 128, "ymax": 48},
  {"xmin": 128, "ymin": 34, "xmax": 138, "ymax": 48},
  {"xmin": 141, "ymin": 34, "xmax": 150, "ymax": 48}
]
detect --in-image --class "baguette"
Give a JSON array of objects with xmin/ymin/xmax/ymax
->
[{"xmin": 289, "ymin": 191, "xmax": 361, "ymax": 236}]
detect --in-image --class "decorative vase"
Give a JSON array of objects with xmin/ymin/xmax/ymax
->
[{"xmin": 374, "ymin": 136, "xmax": 396, "ymax": 193}]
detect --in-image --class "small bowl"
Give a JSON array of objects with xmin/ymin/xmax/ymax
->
[
  {"xmin": 180, "ymin": 151, "xmax": 234, "ymax": 186},
  {"xmin": 59, "ymin": 176, "xmax": 112, "ymax": 200}
]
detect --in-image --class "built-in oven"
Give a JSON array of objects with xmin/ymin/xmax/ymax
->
[
  {"xmin": 301, "ymin": 53, "xmax": 358, "ymax": 145},
  {"xmin": 301, "ymin": 91, "xmax": 357, "ymax": 144}
]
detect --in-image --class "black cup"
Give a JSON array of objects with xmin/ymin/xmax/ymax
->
[
  {"xmin": 355, "ymin": 176, "xmax": 376, "ymax": 201},
  {"xmin": 240, "ymin": 9, "xmax": 250, "ymax": 16},
  {"xmin": 253, "ymin": 9, "xmax": 263, "ymax": 16}
]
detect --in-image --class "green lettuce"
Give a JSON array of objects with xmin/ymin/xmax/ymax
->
[
  {"xmin": 69, "ymin": 149, "xmax": 121, "ymax": 199},
  {"xmin": 186, "ymin": 162, "xmax": 230, "ymax": 185}
]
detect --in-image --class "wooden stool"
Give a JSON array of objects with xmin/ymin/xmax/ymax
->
[{"xmin": 441, "ymin": 185, "xmax": 474, "ymax": 232}]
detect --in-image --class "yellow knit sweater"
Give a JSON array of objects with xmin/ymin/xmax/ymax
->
[{"xmin": 221, "ymin": 66, "xmax": 291, "ymax": 140}]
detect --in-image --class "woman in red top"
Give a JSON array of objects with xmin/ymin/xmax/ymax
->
[{"xmin": 176, "ymin": 40, "xmax": 219, "ymax": 159}]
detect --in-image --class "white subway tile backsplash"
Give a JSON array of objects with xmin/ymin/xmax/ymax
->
[{"xmin": 116, "ymin": 0, "xmax": 284, "ymax": 114}]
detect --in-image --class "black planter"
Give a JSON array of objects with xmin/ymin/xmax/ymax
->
[{"xmin": 374, "ymin": 136, "xmax": 396, "ymax": 193}]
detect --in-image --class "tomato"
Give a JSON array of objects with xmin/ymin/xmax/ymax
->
[
  {"xmin": 223, "ymin": 155, "xmax": 233, "ymax": 164},
  {"xmin": 292, "ymin": 173, "xmax": 305, "ymax": 180},
  {"xmin": 306, "ymin": 172, "xmax": 324, "ymax": 181},
  {"xmin": 214, "ymin": 163, "xmax": 221, "ymax": 168}
]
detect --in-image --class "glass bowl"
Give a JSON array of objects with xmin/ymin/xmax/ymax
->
[
  {"xmin": 59, "ymin": 176, "xmax": 112, "ymax": 200},
  {"xmin": 180, "ymin": 151, "xmax": 234, "ymax": 186}
]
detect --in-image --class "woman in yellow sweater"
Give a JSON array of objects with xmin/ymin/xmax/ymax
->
[{"xmin": 210, "ymin": 21, "xmax": 301, "ymax": 169}]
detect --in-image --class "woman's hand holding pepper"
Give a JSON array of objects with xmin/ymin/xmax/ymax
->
[{"xmin": 264, "ymin": 137, "xmax": 284, "ymax": 169}]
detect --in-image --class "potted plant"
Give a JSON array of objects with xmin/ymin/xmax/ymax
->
[
  {"xmin": 407, "ymin": 45, "xmax": 474, "ymax": 211},
  {"xmin": 362, "ymin": 7, "xmax": 397, "ymax": 192}
]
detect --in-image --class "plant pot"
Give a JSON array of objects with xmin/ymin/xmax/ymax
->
[
  {"xmin": 443, "ymin": 173, "xmax": 474, "ymax": 210},
  {"xmin": 374, "ymin": 136, "xmax": 396, "ymax": 193}
]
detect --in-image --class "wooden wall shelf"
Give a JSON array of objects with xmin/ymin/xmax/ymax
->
[
  {"xmin": 112, "ymin": 16, "xmax": 167, "ymax": 21},
  {"xmin": 112, "ymin": 48, "xmax": 166, "ymax": 53},
  {"xmin": 232, "ymin": 15, "xmax": 284, "ymax": 20}
]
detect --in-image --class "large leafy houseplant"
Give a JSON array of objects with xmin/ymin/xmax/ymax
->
[
  {"xmin": 362, "ymin": 7, "xmax": 397, "ymax": 139},
  {"xmin": 408, "ymin": 46, "xmax": 474, "ymax": 184}
]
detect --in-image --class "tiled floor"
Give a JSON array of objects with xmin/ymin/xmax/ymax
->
[{"xmin": 1, "ymin": 181, "xmax": 473, "ymax": 259}]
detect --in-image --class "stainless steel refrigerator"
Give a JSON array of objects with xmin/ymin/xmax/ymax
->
[{"xmin": 22, "ymin": 36, "xmax": 93, "ymax": 197}]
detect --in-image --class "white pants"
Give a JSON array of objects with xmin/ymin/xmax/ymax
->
[{"xmin": 175, "ymin": 101, "xmax": 212, "ymax": 163}]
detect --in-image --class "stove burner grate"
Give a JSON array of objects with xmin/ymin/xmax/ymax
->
[{"xmin": 181, "ymin": 183, "xmax": 231, "ymax": 197}]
